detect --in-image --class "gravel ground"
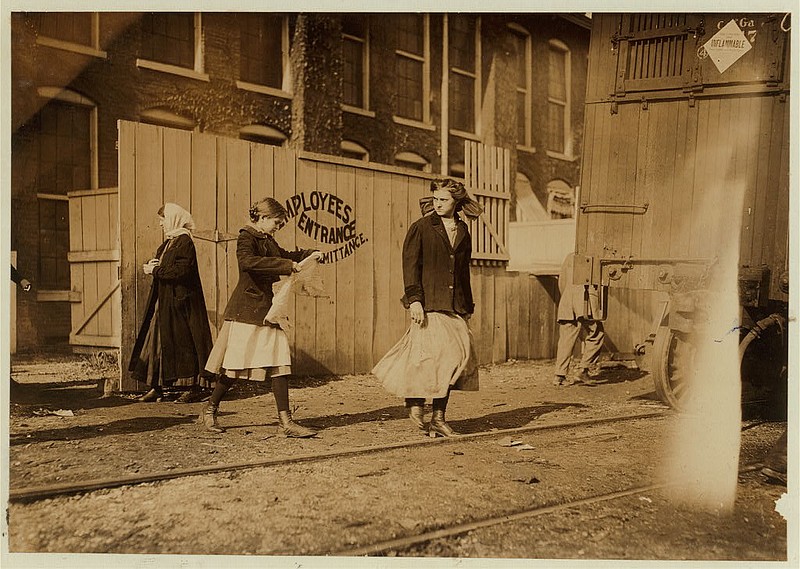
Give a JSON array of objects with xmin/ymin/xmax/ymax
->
[{"xmin": 4, "ymin": 353, "xmax": 791, "ymax": 564}]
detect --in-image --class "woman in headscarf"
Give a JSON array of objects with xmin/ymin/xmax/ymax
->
[
  {"xmin": 129, "ymin": 203, "xmax": 214, "ymax": 403},
  {"xmin": 373, "ymin": 178, "xmax": 482, "ymax": 437}
]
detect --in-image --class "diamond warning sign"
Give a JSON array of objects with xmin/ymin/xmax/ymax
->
[{"xmin": 703, "ymin": 19, "xmax": 752, "ymax": 74}]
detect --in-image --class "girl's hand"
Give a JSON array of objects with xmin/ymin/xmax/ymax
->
[
  {"xmin": 308, "ymin": 251, "xmax": 324, "ymax": 262},
  {"xmin": 409, "ymin": 301, "xmax": 426, "ymax": 326}
]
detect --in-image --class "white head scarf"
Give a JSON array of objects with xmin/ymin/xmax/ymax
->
[{"xmin": 161, "ymin": 203, "xmax": 195, "ymax": 239}]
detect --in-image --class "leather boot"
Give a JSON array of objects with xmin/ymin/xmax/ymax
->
[
  {"xmin": 278, "ymin": 410, "xmax": 317, "ymax": 438},
  {"xmin": 408, "ymin": 404, "xmax": 425, "ymax": 430},
  {"xmin": 429, "ymin": 409, "xmax": 459, "ymax": 438},
  {"xmin": 197, "ymin": 402, "xmax": 224, "ymax": 433}
]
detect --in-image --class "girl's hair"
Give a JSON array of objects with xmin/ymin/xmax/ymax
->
[
  {"xmin": 423, "ymin": 178, "xmax": 484, "ymax": 218},
  {"xmin": 249, "ymin": 197, "xmax": 287, "ymax": 222},
  {"xmin": 157, "ymin": 205, "xmax": 165, "ymax": 216}
]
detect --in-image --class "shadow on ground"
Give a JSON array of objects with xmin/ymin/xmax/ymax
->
[{"xmin": 9, "ymin": 415, "xmax": 197, "ymax": 445}]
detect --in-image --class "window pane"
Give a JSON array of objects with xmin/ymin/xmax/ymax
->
[
  {"xmin": 514, "ymin": 34, "xmax": 527, "ymax": 88},
  {"xmin": 38, "ymin": 199, "xmax": 71, "ymax": 289},
  {"xmin": 141, "ymin": 13, "xmax": 195, "ymax": 69},
  {"xmin": 516, "ymin": 91, "xmax": 526, "ymax": 143},
  {"xmin": 396, "ymin": 57, "xmax": 423, "ymax": 120},
  {"xmin": 396, "ymin": 14, "xmax": 423, "ymax": 55},
  {"xmin": 342, "ymin": 38, "xmax": 364, "ymax": 107},
  {"xmin": 239, "ymin": 14, "xmax": 283, "ymax": 88},
  {"xmin": 548, "ymin": 102, "xmax": 565, "ymax": 153},
  {"xmin": 449, "ymin": 14, "xmax": 475, "ymax": 71},
  {"xmin": 37, "ymin": 13, "xmax": 93, "ymax": 46},
  {"xmin": 34, "ymin": 101, "xmax": 91, "ymax": 195},
  {"xmin": 548, "ymin": 48, "xmax": 567, "ymax": 101},
  {"xmin": 450, "ymin": 73, "xmax": 474, "ymax": 132}
]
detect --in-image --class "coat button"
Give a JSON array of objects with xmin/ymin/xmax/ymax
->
[{"xmin": 448, "ymin": 285, "xmax": 453, "ymax": 289}]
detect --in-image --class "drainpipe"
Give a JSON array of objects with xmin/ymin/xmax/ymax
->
[{"xmin": 441, "ymin": 14, "xmax": 449, "ymax": 175}]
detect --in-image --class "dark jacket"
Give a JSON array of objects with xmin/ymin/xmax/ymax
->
[
  {"xmin": 402, "ymin": 212, "xmax": 474, "ymax": 315},
  {"xmin": 223, "ymin": 226, "xmax": 313, "ymax": 325},
  {"xmin": 129, "ymin": 234, "xmax": 213, "ymax": 382}
]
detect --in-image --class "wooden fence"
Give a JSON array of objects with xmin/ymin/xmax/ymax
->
[{"xmin": 112, "ymin": 122, "xmax": 561, "ymax": 390}]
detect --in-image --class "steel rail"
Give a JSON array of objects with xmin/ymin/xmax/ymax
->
[
  {"xmin": 332, "ymin": 464, "xmax": 764, "ymax": 557},
  {"xmin": 9, "ymin": 411, "xmax": 667, "ymax": 503}
]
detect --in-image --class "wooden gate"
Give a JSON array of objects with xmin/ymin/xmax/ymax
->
[{"xmin": 67, "ymin": 187, "xmax": 121, "ymax": 348}]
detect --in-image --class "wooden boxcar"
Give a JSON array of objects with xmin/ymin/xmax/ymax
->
[{"xmin": 574, "ymin": 13, "xmax": 791, "ymax": 409}]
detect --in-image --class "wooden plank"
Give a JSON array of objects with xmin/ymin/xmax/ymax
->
[
  {"xmin": 68, "ymin": 194, "xmax": 85, "ymax": 343},
  {"xmin": 81, "ymin": 193, "xmax": 99, "ymax": 337},
  {"xmin": 760, "ymin": 96, "xmax": 785, "ymax": 271},
  {"xmin": 167, "ymin": 128, "xmax": 193, "ymax": 210},
  {"xmin": 575, "ymin": 102, "xmax": 597, "ymax": 255},
  {"xmin": 478, "ymin": 267, "xmax": 494, "ymax": 364},
  {"xmin": 294, "ymin": 157, "xmax": 319, "ymax": 374},
  {"xmin": 135, "ymin": 124, "xmax": 165, "ymax": 339},
  {"xmin": 738, "ymin": 96, "xmax": 759, "ymax": 267},
  {"xmin": 506, "ymin": 272, "xmax": 521, "ymax": 359},
  {"xmin": 371, "ymin": 171, "xmax": 394, "ymax": 365},
  {"xmin": 771, "ymin": 99, "xmax": 790, "ymax": 300},
  {"xmin": 469, "ymin": 266, "xmax": 483, "ymax": 362},
  {"xmin": 312, "ymin": 162, "xmax": 338, "ymax": 374},
  {"xmin": 190, "ymin": 133, "xmax": 219, "ymax": 332},
  {"xmin": 389, "ymin": 174, "xmax": 410, "ymax": 346},
  {"xmin": 225, "ymin": 138, "xmax": 252, "ymax": 327},
  {"xmin": 649, "ymin": 102, "xmax": 678, "ymax": 260},
  {"xmin": 335, "ymin": 164, "xmax": 356, "ymax": 374},
  {"xmin": 492, "ymin": 269, "xmax": 507, "ymax": 363},
  {"xmin": 668, "ymin": 97, "xmax": 695, "ymax": 261},
  {"xmin": 119, "ymin": 121, "xmax": 138, "ymax": 391},
  {"xmin": 215, "ymin": 137, "xmax": 231, "ymax": 331},
  {"xmin": 353, "ymin": 169, "xmax": 375, "ymax": 371}
]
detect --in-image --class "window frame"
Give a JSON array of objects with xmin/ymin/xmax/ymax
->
[
  {"xmin": 236, "ymin": 15, "xmax": 293, "ymax": 99},
  {"xmin": 508, "ymin": 23, "xmax": 534, "ymax": 152},
  {"xmin": 136, "ymin": 13, "xmax": 210, "ymax": 82},
  {"xmin": 341, "ymin": 140, "xmax": 370, "ymax": 162},
  {"xmin": 448, "ymin": 14, "xmax": 481, "ymax": 138},
  {"xmin": 392, "ymin": 14, "xmax": 432, "ymax": 129},
  {"xmin": 546, "ymin": 38, "xmax": 572, "ymax": 160},
  {"xmin": 35, "ymin": 12, "xmax": 107, "ymax": 58},
  {"xmin": 33, "ymin": 87, "xmax": 99, "ymax": 294},
  {"xmin": 341, "ymin": 17, "xmax": 373, "ymax": 116}
]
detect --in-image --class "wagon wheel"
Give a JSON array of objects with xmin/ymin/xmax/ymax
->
[{"xmin": 651, "ymin": 326, "xmax": 696, "ymax": 410}]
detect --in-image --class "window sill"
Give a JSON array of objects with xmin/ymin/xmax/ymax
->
[
  {"xmin": 342, "ymin": 105, "xmax": 376, "ymax": 118},
  {"xmin": 516, "ymin": 144, "xmax": 537, "ymax": 154},
  {"xmin": 545, "ymin": 150, "xmax": 576, "ymax": 162},
  {"xmin": 36, "ymin": 37, "xmax": 107, "ymax": 58},
  {"xmin": 392, "ymin": 116, "xmax": 436, "ymax": 131},
  {"xmin": 136, "ymin": 59, "xmax": 210, "ymax": 82},
  {"xmin": 37, "ymin": 290, "xmax": 82, "ymax": 303},
  {"xmin": 449, "ymin": 129, "xmax": 481, "ymax": 142},
  {"xmin": 236, "ymin": 80, "xmax": 293, "ymax": 99}
]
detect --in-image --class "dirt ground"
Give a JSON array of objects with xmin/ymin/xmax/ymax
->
[{"xmin": 3, "ymin": 349, "xmax": 792, "ymax": 564}]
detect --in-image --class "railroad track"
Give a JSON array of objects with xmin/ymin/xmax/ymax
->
[
  {"xmin": 9, "ymin": 411, "xmax": 667, "ymax": 503},
  {"xmin": 332, "ymin": 463, "xmax": 765, "ymax": 557}
]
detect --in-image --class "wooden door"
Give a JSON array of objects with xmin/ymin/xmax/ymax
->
[{"xmin": 67, "ymin": 187, "xmax": 121, "ymax": 348}]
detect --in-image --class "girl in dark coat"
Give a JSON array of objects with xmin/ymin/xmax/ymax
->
[
  {"xmin": 199, "ymin": 197, "xmax": 322, "ymax": 437},
  {"xmin": 129, "ymin": 203, "xmax": 214, "ymax": 402},
  {"xmin": 373, "ymin": 178, "xmax": 482, "ymax": 437}
]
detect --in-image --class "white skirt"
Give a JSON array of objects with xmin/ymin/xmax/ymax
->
[
  {"xmin": 372, "ymin": 312, "xmax": 479, "ymax": 399},
  {"xmin": 205, "ymin": 321, "xmax": 291, "ymax": 381}
]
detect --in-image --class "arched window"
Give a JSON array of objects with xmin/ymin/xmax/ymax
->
[
  {"xmin": 394, "ymin": 151, "xmax": 431, "ymax": 172},
  {"xmin": 239, "ymin": 124, "xmax": 288, "ymax": 147},
  {"xmin": 31, "ymin": 88, "xmax": 98, "ymax": 289},
  {"xmin": 140, "ymin": 108, "xmax": 196, "ymax": 131},
  {"xmin": 341, "ymin": 140, "xmax": 369, "ymax": 161},
  {"xmin": 546, "ymin": 179, "xmax": 575, "ymax": 219},
  {"xmin": 515, "ymin": 172, "xmax": 548, "ymax": 222}
]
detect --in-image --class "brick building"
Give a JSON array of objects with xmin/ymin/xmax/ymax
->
[{"xmin": 9, "ymin": 12, "xmax": 590, "ymax": 349}]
